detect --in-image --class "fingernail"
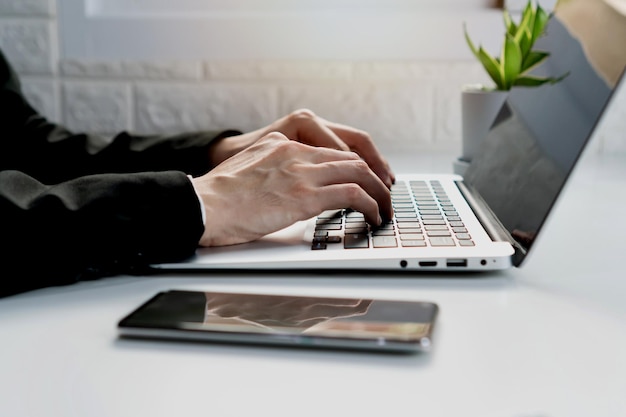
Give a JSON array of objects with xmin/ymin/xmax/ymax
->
[{"xmin": 377, "ymin": 215, "xmax": 383, "ymax": 225}]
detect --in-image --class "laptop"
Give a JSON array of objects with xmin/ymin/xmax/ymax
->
[{"xmin": 152, "ymin": 16, "xmax": 625, "ymax": 272}]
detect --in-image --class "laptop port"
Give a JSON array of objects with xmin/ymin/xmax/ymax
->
[
  {"xmin": 419, "ymin": 261, "xmax": 437, "ymax": 267},
  {"xmin": 446, "ymin": 259, "xmax": 468, "ymax": 267}
]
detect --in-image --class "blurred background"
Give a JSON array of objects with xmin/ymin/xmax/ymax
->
[{"xmin": 0, "ymin": 0, "xmax": 623, "ymax": 156}]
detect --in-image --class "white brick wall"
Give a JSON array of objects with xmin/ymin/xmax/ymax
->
[
  {"xmin": 1, "ymin": 0, "xmax": 624, "ymax": 155},
  {"xmin": 0, "ymin": 0, "xmax": 54, "ymax": 16}
]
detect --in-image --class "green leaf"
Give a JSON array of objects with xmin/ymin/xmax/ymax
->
[
  {"xmin": 513, "ymin": 72, "xmax": 570, "ymax": 87},
  {"xmin": 478, "ymin": 47, "xmax": 506, "ymax": 90},
  {"xmin": 532, "ymin": 5, "xmax": 550, "ymax": 43},
  {"xmin": 513, "ymin": 76, "xmax": 554, "ymax": 87},
  {"xmin": 521, "ymin": 50, "xmax": 549, "ymax": 73},
  {"xmin": 518, "ymin": 27, "xmax": 533, "ymax": 60},
  {"xmin": 503, "ymin": 10, "xmax": 517, "ymax": 36},
  {"xmin": 463, "ymin": 23, "xmax": 480, "ymax": 59},
  {"xmin": 465, "ymin": 23, "xmax": 506, "ymax": 89},
  {"xmin": 502, "ymin": 34, "xmax": 523, "ymax": 90},
  {"xmin": 514, "ymin": 3, "xmax": 534, "ymax": 45},
  {"xmin": 551, "ymin": 71, "xmax": 571, "ymax": 84},
  {"xmin": 463, "ymin": 0, "xmax": 566, "ymax": 91}
]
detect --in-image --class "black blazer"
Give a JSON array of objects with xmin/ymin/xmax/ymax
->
[{"xmin": 0, "ymin": 49, "xmax": 239, "ymax": 297}]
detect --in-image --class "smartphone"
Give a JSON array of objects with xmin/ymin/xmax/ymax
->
[{"xmin": 117, "ymin": 290, "xmax": 438, "ymax": 353}]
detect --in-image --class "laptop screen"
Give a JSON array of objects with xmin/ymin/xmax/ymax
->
[{"xmin": 463, "ymin": 16, "xmax": 625, "ymax": 267}]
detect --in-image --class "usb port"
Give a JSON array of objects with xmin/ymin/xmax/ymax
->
[
  {"xmin": 419, "ymin": 261, "xmax": 437, "ymax": 267},
  {"xmin": 446, "ymin": 259, "xmax": 468, "ymax": 267}
]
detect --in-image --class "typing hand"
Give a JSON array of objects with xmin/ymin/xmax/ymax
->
[
  {"xmin": 193, "ymin": 132, "xmax": 393, "ymax": 247},
  {"xmin": 208, "ymin": 109, "xmax": 395, "ymax": 189}
]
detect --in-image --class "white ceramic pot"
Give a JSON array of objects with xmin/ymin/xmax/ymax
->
[{"xmin": 454, "ymin": 85, "xmax": 508, "ymax": 176}]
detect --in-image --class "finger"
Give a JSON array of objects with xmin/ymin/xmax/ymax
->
[
  {"xmin": 319, "ymin": 118, "xmax": 396, "ymax": 187},
  {"xmin": 304, "ymin": 160, "xmax": 393, "ymax": 220},
  {"xmin": 314, "ymin": 183, "xmax": 384, "ymax": 226},
  {"xmin": 303, "ymin": 145, "xmax": 362, "ymax": 165},
  {"xmin": 292, "ymin": 113, "xmax": 351, "ymax": 153},
  {"xmin": 265, "ymin": 137, "xmax": 361, "ymax": 165}
]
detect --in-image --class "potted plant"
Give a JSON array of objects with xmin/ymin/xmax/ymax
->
[{"xmin": 454, "ymin": 0, "xmax": 568, "ymax": 175}]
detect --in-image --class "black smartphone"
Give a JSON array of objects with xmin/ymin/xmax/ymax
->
[{"xmin": 117, "ymin": 290, "xmax": 438, "ymax": 353}]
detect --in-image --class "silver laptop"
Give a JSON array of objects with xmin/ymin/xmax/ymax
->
[{"xmin": 152, "ymin": 17, "xmax": 624, "ymax": 273}]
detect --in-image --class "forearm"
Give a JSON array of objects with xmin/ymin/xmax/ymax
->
[
  {"xmin": 0, "ymin": 170, "xmax": 204, "ymax": 298},
  {"xmin": 2, "ymin": 56, "xmax": 240, "ymax": 182},
  {"xmin": 3, "ymin": 109, "xmax": 241, "ymax": 183}
]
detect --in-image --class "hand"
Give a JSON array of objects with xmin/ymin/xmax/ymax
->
[
  {"xmin": 192, "ymin": 132, "xmax": 393, "ymax": 247},
  {"xmin": 209, "ymin": 109, "xmax": 395, "ymax": 189}
]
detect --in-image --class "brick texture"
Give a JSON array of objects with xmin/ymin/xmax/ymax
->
[{"xmin": 0, "ymin": 1, "xmax": 623, "ymax": 155}]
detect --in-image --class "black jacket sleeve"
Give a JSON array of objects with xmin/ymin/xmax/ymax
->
[{"xmin": 0, "ymin": 49, "xmax": 240, "ymax": 298}]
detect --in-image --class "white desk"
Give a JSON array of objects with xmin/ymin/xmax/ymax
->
[{"xmin": 1, "ymin": 147, "xmax": 626, "ymax": 417}]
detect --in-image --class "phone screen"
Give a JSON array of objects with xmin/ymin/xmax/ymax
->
[{"xmin": 118, "ymin": 290, "xmax": 438, "ymax": 352}]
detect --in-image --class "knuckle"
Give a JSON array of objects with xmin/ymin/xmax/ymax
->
[
  {"xmin": 265, "ymin": 131, "xmax": 288, "ymax": 142},
  {"xmin": 353, "ymin": 159, "xmax": 369, "ymax": 171},
  {"xmin": 350, "ymin": 129, "xmax": 375, "ymax": 148},
  {"xmin": 356, "ymin": 129, "xmax": 373, "ymax": 143},
  {"xmin": 266, "ymin": 133, "xmax": 298, "ymax": 155},
  {"xmin": 287, "ymin": 108, "xmax": 317, "ymax": 123},
  {"xmin": 273, "ymin": 140, "xmax": 295, "ymax": 158},
  {"xmin": 344, "ymin": 183, "xmax": 363, "ymax": 202}
]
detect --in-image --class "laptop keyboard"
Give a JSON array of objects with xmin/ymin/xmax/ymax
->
[{"xmin": 311, "ymin": 180, "xmax": 475, "ymax": 250}]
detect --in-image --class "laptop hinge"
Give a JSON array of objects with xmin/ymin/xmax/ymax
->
[{"xmin": 456, "ymin": 180, "xmax": 526, "ymax": 261}]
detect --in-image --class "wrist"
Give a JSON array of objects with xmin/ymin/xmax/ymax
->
[
  {"xmin": 207, "ymin": 130, "xmax": 245, "ymax": 167},
  {"xmin": 188, "ymin": 175, "xmax": 206, "ymax": 226}
]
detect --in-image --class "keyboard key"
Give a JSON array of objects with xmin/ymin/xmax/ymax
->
[
  {"xmin": 326, "ymin": 236, "xmax": 342, "ymax": 244},
  {"xmin": 312, "ymin": 235, "xmax": 341, "ymax": 245},
  {"xmin": 455, "ymin": 233, "xmax": 472, "ymax": 240},
  {"xmin": 397, "ymin": 222, "xmax": 421, "ymax": 229},
  {"xmin": 318, "ymin": 210, "xmax": 343, "ymax": 218},
  {"xmin": 400, "ymin": 233, "xmax": 425, "ymax": 240},
  {"xmin": 315, "ymin": 224, "xmax": 342, "ymax": 230},
  {"xmin": 423, "ymin": 219, "xmax": 446, "ymax": 225},
  {"xmin": 398, "ymin": 228, "xmax": 422, "ymax": 234},
  {"xmin": 429, "ymin": 237, "xmax": 456, "ymax": 246},
  {"xmin": 401, "ymin": 240, "xmax": 427, "ymax": 247},
  {"xmin": 345, "ymin": 221, "xmax": 367, "ymax": 229},
  {"xmin": 372, "ymin": 229, "xmax": 396, "ymax": 236},
  {"xmin": 344, "ymin": 234, "xmax": 369, "ymax": 249},
  {"xmin": 346, "ymin": 227, "xmax": 368, "ymax": 234},
  {"xmin": 421, "ymin": 215, "xmax": 444, "ymax": 220},
  {"xmin": 316, "ymin": 218, "xmax": 342, "ymax": 225},
  {"xmin": 459, "ymin": 240, "xmax": 475, "ymax": 246},
  {"xmin": 373, "ymin": 236, "xmax": 398, "ymax": 248},
  {"xmin": 424, "ymin": 225, "xmax": 448, "ymax": 231},
  {"xmin": 452, "ymin": 227, "xmax": 467, "ymax": 233},
  {"xmin": 427, "ymin": 231, "xmax": 452, "ymax": 237},
  {"xmin": 311, "ymin": 242, "xmax": 327, "ymax": 250}
]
